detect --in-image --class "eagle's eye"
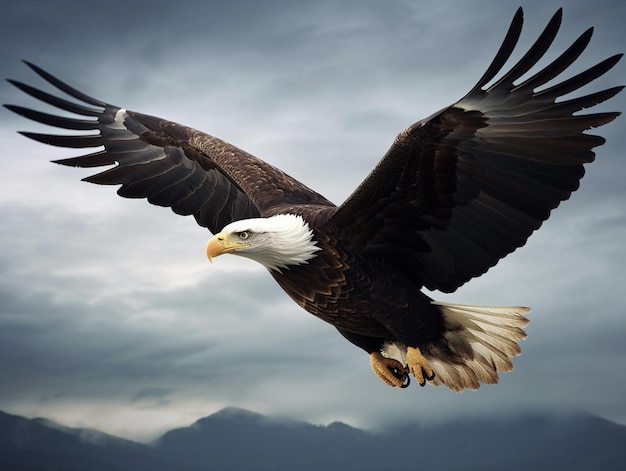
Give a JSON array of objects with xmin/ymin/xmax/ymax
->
[{"xmin": 237, "ymin": 231, "xmax": 250, "ymax": 240}]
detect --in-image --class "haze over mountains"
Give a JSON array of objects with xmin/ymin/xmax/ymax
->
[{"xmin": 1, "ymin": 407, "xmax": 625, "ymax": 471}]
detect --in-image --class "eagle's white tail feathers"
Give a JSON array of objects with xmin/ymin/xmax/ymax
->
[{"xmin": 426, "ymin": 302, "xmax": 530, "ymax": 392}]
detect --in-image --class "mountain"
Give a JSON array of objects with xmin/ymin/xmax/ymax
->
[
  {"xmin": 0, "ymin": 410, "xmax": 176, "ymax": 471},
  {"xmin": 155, "ymin": 407, "xmax": 379, "ymax": 471},
  {"xmin": 1, "ymin": 407, "xmax": 625, "ymax": 471}
]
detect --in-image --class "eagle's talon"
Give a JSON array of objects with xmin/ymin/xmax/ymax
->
[
  {"xmin": 417, "ymin": 367, "xmax": 434, "ymax": 386},
  {"xmin": 392, "ymin": 365, "xmax": 411, "ymax": 388},
  {"xmin": 370, "ymin": 352, "xmax": 410, "ymax": 388},
  {"xmin": 407, "ymin": 346, "xmax": 435, "ymax": 386},
  {"xmin": 401, "ymin": 375, "xmax": 410, "ymax": 388}
]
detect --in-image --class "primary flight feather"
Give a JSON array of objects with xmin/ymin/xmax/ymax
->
[{"xmin": 6, "ymin": 8, "xmax": 622, "ymax": 390}]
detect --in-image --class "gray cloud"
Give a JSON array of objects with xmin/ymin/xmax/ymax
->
[{"xmin": 1, "ymin": 0, "xmax": 625, "ymax": 441}]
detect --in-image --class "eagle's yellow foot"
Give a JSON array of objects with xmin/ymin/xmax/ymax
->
[
  {"xmin": 407, "ymin": 346, "xmax": 435, "ymax": 387},
  {"xmin": 369, "ymin": 352, "xmax": 410, "ymax": 388}
]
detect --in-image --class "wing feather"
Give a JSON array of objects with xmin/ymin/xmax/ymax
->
[
  {"xmin": 6, "ymin": 62, "xmax": 334, "ymax": 234},
  {"xmin": 330, "ymin": 8, "xmax": 622, "ymax": 292}
]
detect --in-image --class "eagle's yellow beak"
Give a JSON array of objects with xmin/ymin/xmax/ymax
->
[{"xmin": 206, "ymin": 233, "xmax": 248, "ymax": 263}]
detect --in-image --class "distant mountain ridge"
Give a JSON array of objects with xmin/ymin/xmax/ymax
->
[{"xmin": 1, "ymin": 407, "xmax": 625, "ymax": 471}]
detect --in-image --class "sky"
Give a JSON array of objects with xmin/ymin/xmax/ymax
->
[{"xmin": 1, "ymin": 0, "xmax": 625, "ymax": 442}]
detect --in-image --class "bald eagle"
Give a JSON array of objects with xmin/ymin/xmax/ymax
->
[{"xmin": 6, "ymin": 8, "xmax": 622, "ymax": 390}]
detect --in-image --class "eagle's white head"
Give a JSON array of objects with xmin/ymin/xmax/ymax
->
[{"xmin": 206, "ymin": 214, "xmax": 321, "ymax": 272}]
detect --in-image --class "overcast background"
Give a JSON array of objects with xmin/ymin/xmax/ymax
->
[{"xmin": 1, "ymin": 0, "xmax": 625, "ymax": 442}]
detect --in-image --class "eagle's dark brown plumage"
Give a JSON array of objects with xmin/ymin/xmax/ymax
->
[{"xmin": 6, "ymin": 8, "xmax": 622, "ymax": 390}]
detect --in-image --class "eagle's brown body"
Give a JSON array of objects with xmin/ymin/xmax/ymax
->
[{"xmin": 272, "ymin": 221, "xmax": 443, "ymax": 346}]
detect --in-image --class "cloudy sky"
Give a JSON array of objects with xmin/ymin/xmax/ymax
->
[{"xmin": 1, "ymin": 0, "xmax": 625, "ymax": 442}]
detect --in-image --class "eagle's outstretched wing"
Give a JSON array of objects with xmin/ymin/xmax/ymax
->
[
  {"xmin": 331, "ymin": 8, "xmax": 623, "ymax": 293},
  {"xmin": 6, "ymin": 62, "xmax": 333, "ymax": 234}
]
